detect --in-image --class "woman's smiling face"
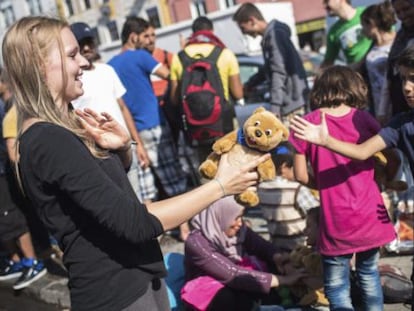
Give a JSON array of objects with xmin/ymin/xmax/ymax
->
[{"xmin": 44, "ymin": 27, "xmax": 88, "ymax": 108}]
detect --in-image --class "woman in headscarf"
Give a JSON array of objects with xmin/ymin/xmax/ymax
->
[{"xmin": 182, "ymin": 196, "xmax": 304, "ymax": 311}]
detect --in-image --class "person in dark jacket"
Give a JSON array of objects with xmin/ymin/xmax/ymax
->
[
  {"xmin": 384, "ymin": 0, "xmax": 414, "ymax": 118},
  {"xmin": 182, "ymin": 196, "xmax": 305, "ymax": 311},
  {"xmin": 233, "ymin": 2, "xmax": 309, "ymax": 122}
]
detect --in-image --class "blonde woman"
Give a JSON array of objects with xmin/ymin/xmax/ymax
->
[{"xmin": 3, "ymin": 16, "xmax": 268, "ymax": 311}]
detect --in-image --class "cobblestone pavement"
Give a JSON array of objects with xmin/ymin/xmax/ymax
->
[
  {"xmin": 160, "ymin": 216, "xmax": 413, "ymax": 311},
  {"xmin": 0, "ymin": 214, "xmax": 411, "ymax": 310}
]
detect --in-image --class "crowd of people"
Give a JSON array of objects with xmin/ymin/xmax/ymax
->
[{"xmin": 0, "ymin": 1, "xmax": 413, "ymax": 311}]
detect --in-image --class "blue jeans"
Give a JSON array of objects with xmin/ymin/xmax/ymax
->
[{"xmin": 322, "ymin": 248, "xmax": 383, "ymax": 311}]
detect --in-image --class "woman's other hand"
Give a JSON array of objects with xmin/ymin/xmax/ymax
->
[{"xmin": 76, "ymin": 108, "xmax": 130, "ymax": 150}]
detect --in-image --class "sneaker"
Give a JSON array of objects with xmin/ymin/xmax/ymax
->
[
  {"xmin": 0, "ymin": 260, "xmax": 24, "ymax": 280},
  {"xmin": 13, "ymin": 259, "xmax": 47, "ymax": 290}
]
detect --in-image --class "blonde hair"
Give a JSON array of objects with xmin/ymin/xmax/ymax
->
[{"xmin": 2, "ymin": 16, "xmax": 105, "ymax": 157}]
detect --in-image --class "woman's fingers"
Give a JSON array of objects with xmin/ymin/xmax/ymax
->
[
  {"xmin": 100, "ymin": 112, "xmax": 114, "ymax": 122},
  {"xmin": 83, "ymin": 108, "xmax": 102, "ymax": 119},
  {"xmin": 242, "ymin": 153, "xmax": 270, "ymax": 174},
  {"xmin": 75, "ymin": 109, "xmax": 100, "ymax": 127},
  {"xmin": 76, "ymin": 109, "xmax": 115, "ymax": 130}
]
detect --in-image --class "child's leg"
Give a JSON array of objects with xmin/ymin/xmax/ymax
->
[
  {"xmin": 322, "ymin": 253, "xmax": 354, "ymax": 311},
  {"xmin": 2, "ymin": 239, "xmax": 20, "ymax": 262},
  {"xmin": 17, "ymin": 232, "xmax": 36, "ymax": 259},
  {"xmin": 355, "ymin": 248, "xmax": 383, "ymax": 311}
]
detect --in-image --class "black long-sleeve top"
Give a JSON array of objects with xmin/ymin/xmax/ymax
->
[{"xmin": 19, "ymin": 122, "xmax": 165, "ymax": 311}]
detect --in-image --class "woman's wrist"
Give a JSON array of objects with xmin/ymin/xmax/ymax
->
[
  {"xmin": 212, "ymin": 178, "xmax": 226, "ymax": 197},
  {"xmin": 118, "ymin": 140, "xmax": 136, "ymax": 152}
]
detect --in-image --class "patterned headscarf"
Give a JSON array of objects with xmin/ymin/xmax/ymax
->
[{"xmin": 191, "ymin": 196, "xmax": 246, "ymax": 262}]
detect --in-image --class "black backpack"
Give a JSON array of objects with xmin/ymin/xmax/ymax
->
[{"xmin": 178, "ymin": 46, "xmax": 232, "ymax": 146}]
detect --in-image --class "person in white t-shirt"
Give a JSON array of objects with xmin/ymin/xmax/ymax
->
[{"xmin": 70, "ymin": 22, "xmax": 150, "ymax": 201}]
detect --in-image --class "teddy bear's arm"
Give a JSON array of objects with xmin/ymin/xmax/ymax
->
[
  {"xmin": 212, "ymin": 130, "xmax": 238, "ymax": 154},
  {"xmin": 257, "ymin": 158, "xmax": 276, "ymax": 181}
]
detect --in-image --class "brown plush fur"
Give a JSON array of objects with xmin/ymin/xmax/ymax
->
[
  {"xmin": 288, "ymin": 246, "xmax": 329, "ymax": 307},
  {"xmin": 199, "ymin": 107, "xmax": 288, "ymax": 207}
]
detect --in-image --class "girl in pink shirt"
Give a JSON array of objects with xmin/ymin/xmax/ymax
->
[{"xmin": 289, "ymin": 66, "xmax": 395, "ymax": 311}]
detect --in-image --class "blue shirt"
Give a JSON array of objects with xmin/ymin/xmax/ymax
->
[{"xmin": 108, "ymin": 49, "xmax": 163, "ymax": 131}]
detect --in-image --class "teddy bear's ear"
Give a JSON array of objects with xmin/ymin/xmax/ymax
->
[{"xmin": 253, "ymin": 106, "xmax": 266, "ymax": 114}]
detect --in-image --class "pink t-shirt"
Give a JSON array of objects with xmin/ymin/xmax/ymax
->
[{"xmin": 289, "ymin": 108, "xmax": 396, "ymax": 256}]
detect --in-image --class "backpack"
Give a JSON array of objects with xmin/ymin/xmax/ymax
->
[
  {"xmin": 379, "ymin": 264, "xmax": 413, "ymax": 304},
  {"xmin": 178, "ymin": 46, "xmax": 232, "ymax": 146}
]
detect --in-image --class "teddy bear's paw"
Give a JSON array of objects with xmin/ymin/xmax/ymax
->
[
  {"xmin": 236, "ymin": 191, "xmax": 259, "ymax": 207},
  {"xmin": 259, "ymin": 169, "xmax": 276, "ymax": 181},
  {"xmin": 212, "ymin": 141, "xmax": 233, "ymax": 155},
  {"xmin": 199, "ymin": 160, "xmax": 217, "ymax": 179},
  {"xmin": 257, "ymin": 160, "xmax": 276, "ymax": 181}
]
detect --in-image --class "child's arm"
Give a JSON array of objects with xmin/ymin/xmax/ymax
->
[
  {"xmin": 294, "ymin": 154, "xmax": 317, "ymax": 189},
  {"xmin": 290, "ymin": 113, "xmax": 387, "ymax": 161}
]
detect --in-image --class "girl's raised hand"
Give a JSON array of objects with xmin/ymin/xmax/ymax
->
[
  {"xmin": 290, "ymin": 112, "xmax": 330, "ymax": 146},
  {"xmin": 75, "ymin": 108, "xmax": 130, "ymax": 150}
]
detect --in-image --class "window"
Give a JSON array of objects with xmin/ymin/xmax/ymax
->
[
  {"xmin": 79, "ymin": 0, "xmax": 92, "ymax": 11},
  {"xmin": 146, "ymin": 7, "xmax": 161, "ymax": 28},
  {"xmin": 65, "ymin": 0, "xmax": 74, "ymax": 16},
  {"xmin": 106, "ymin": 20, "xmax": 119, "ymax": 41},
  {"xmin": 0, "ymin": 3, "xmax": 15, "ymax": 28},
  {"xmin": 218, "ymin": 0, "xmax": 236, "ymax": 10},
  {"xmin": 84, "ymin": 0, "xmax": 91, "ymax": 9},
  {"xmin": 26, "ymin": 0, "xmax": 42, "ymax": 15},
  {"xmin": 190, "ymin": 0, "xmax": 206, "ymax": 18},
  {"xmin": 239, "ymin": 63, "xmax": 260, "ymax": 85}
]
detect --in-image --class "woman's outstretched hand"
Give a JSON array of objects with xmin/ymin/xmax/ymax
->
[
  {"xmin": 215, "ymin": 153, "xmax": 270, "ymax": 196},
  {"xmin": 75, "ymin": 108, "xmax": 130, "ymax": 150},
  {"xmin": 290, "ymin": 112, "xmax": 329, "ymax": 146}
]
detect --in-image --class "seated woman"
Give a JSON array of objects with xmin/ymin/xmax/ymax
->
[{"xmin": 182, "ymin": 196, "xmax": 305, "ymax": 311}]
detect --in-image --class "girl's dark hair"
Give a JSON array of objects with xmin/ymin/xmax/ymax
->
[
  {"xmin": 397, "ymin": 45, "xmax": 414, "ymax": 69},
  {"xmin": 361, "ymin": 1, "xmax": 396, "ymax": 32},
  {"xmin": 310, "ymin": 66, "xmax": 368, "ymax": 109}
]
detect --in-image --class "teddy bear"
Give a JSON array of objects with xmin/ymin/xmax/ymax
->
[
  {"xmin": 199, "ymin": 107, "xmax": 288, "ymax": 207},
  {"xmin": 287, "ymin": 245, "xmax": 329, "ymax": 307},
  {"xmin": 373, "ymin": 151, "xmax": 407, "ymax": 193},
  {"xmin": 373, "ymin": 151, "xmax": 408, "ymax": 222}
]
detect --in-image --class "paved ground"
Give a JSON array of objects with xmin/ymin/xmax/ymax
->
[{"xmin": 0, "ymin": 211, "xmax": 412, "ymax": 310}]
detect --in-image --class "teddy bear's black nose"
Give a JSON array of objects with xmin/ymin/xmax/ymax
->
[{"xmin": 255, "ymin": 130, "xmax": 262, "ymax": 137}]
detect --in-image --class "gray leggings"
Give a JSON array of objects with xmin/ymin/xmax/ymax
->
[{"xmin": 122, "ymin": 278, "xmax": 170, "ymax": 311}]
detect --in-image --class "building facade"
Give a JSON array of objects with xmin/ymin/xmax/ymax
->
[{"xmin": 0, "ymin": 0, "xmax": 327, "ymax": 58}]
